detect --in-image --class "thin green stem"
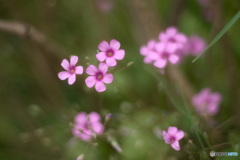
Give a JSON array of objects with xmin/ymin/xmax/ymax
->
[{"xmin": 193, "ymin": 10, "xmax": 240, "ymax": 62}]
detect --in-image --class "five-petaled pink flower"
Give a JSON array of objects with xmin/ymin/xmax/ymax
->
[
  {"xmin": 152, "ymin": 42, "xmax": 180, "ymax": 69},
  {"xmin": 159, "ymin": 26, "xmax": 187, "ymax": 50},
  {"xmin": 85, "ymin": 63, "xmax": 113, "ymax": 92},
  {"xmin": 58, "ymin": 56, "xmax": 83, "ymax": 85},
  {"xmin": 72, "ymin": 112, "xmax": 104, "ymax": 141},
  {"xmin": 163, "ymin": 126, "xmax": 184, "ymax": 151},
  {"xmin": 96, "ymin": 39, "xmax": 125, "ymax": 66},
  {"xmin": 140, "ymin": 39, "xmax": 158, "ymax": 64},
  {"xmin": 192, "ymin": 88, "xmax": 222, "ymax": 116}
]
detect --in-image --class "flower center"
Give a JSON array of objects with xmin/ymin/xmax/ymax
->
[
  {"xmin": 96, "ymin": 72, "xmax": 104, "ymax": 80},
  {"xmin": 83, "ymin": 122, "xmax": 89, "ymax": 130},
  {"xmin": 169, "ymin": 37, "xmax": 176, "ymax": 43},
  {"xmin": 106, "ymin": 50, "xmax": 114, "ymax": 57},
  {"xmin": 69, "ymin": 66, "xmax": 75, "ymax": 74},
  {"xmin": 167, "ymin": 136, "xmax": 176, "ymax": 144},
  {"xmin": 161, "ymin": 52, "xmax": 169, "ymax": 59}
]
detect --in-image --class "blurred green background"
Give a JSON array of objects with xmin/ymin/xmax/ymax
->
[{"xmin": 0, "ymin": 0, "xmax": 240, "ymax": 159}]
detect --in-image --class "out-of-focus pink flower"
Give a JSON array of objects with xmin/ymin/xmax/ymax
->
[
  {"xmin": 159, "ymin": 27, "xmax": 187, "ymax": 50},
  {"xmin": 163, "ymin": 126, "xmax": 184, "ymax": 151},
  {"xmin": 152, "ymin": 42, "xmax": 180, "ymax": 69},
  {"xmin": 85, "ymin": 63, "xmax": 113, "ymax": 92},
  {"xmin": 96, "ymin": 0, "xmax": 114, "ymax": 13},
  {"xmin": 198, "ymin": 0, "xmax": 210, "ymax": 7},
  {"xmin": 140, "ymin": 40, "xmax": 158, "ymax": 64},
  {"xmin": 72, "ymin": 112, "xmax": 104, "ymax": 141},
  {"xmin": 96, "ymin": 39, "xmax": 125, "ymax": 66},
  {"xmin": 198, "ymin": 0, "xmax": 214, "ymax": 21},
  {"xmin": 58, "ymin": 56, "xmax": 83, "ymax": 85},
  {"xmin": 76, "ymin": 154, "xmax": 84, "ymax": 160},
  {"xmin": 187, "ymin": 35, "xmax": 206, "ymax": 56},
  {"xmin": 173, "ymin": 35, "xmax": 206, "ymax": 60},
  {"xmin": 192, "ymin": 88, "xmax": 222, "ymax": 116}
]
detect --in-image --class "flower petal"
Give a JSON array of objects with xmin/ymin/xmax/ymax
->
[
  {"xmin": 92, "ymin": 122, "xmax": 104, "ymax": 134},
  {"xmin": 171, "ymin": 141, "xmax": 180, "ymax": 151},
  {"xmin": 106, "ymin": 58, "xmax": 117, "ymax": 66},
  {"xmin": 159, "ymin": 32, "xmax": 167, "ymax": 41},
  {"xmin": 102, "ymin": 73, "xmax": 113, "ymax": 84},
  {"xmin": 68, "ymin": 74, "xmax": 76, "ymax": 85},
  {"xmin": 98, "ymin": 41, "xmax": 110, "ymax": 51},
  {"xmin": 96, "ymin": 52, "xmax": 107, "ymax": 62},
  {"xmin": 163, "ymin": 130, "xmax": 170, "ymax": 143},
  {"xmin": 75, "ymin": 66, "xmax": 83, "ymax": 74},
  {"xmin": 75, "ymin": 112, "xmax": 87, "ymax": 124},
  {"xmin": 147, "ymin": 51, "xmax": 158, "ymax": 60},
  {"xmin": 61, "ymin": 59, "xmax": 70, "ymax": 70},
  {"xmin": 166, "ymin": 27, "xmax": 177, "ymax": 36},
  {"xmin": 140, "ymin": 46, "xmax": 148, "ymax": 56},
  {"xmin": 147, "ymin": 40, "xmax": 156, "ymax": 50},
  {"xmin": 98, "ymin": 63, "xmax": 108, "ymax": 74},
  {"xmin": 176, "ymin": 130, "xmax": 184, "ymax": 140},
  {"xmin": 89, "ymin": 112, "xmax": 101, "ymax": 123},
  {"xmin": 70, "ymin": 56, "xmax": 78, "ymax": 66},
  {"xmin": 176, "ymin": 34, "xmax": 187, "ymax": 43},
  {"xmin": 86, "ymin": 65, "xmax": 98, "ymax": 75},
  {"xmin": 153, "ymin": 59, "xmax": 167, "ymax": 69},
  {"xmin": 155, "ymin": 42, "xmax": 165, "ymax": 53},
  {"xmin": 169, "ymin": 54, "xmax": 179, "ymax": 64},
  {"xmin": 114, "ymin": 49, "xmax": 125, "ymax": 60},
  {"xmin": 207, "ymin": 104, "xmax": 219, "ymax": 116},
  {"xmin": 199, "ymin": 88, "xmax": 211, "ymax": 100},
  {"xmin": 168, "ymin": 126, "xmax": 178, "ymax": 136},
  {"xmin": 110, "ymin": 39, "xmax": 120, "ymax": 50},
  {"xmin": 58, "ymin": 71, "xmax": 70, "ymax": 80},
  {"xmin": 95, "ymin": 81, "xmax": 106, "ymax": 92},
  {"xmin": 166, "ymin": 42, "xmax": 177, "ymax": 53},
  {"xmin": 85, "ymin": 76, "xmax": 96, "ymax": 88},
  {"xmin": 78, "ymin": 132, "xmax": 92, "ymax": 141}
]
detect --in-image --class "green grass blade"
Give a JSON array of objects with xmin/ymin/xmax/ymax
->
[{"xmin": 192, "ymin": 10, "xmax": 240, "ymax": 62}]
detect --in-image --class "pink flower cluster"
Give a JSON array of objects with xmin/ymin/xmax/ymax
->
[
  {"xmin": 163, "ymin": 126, "xmax": 184, "ymax": 151},
  {"xmin": 58, "ymin": 39, "xmax": 125, "ymax": 92},
  {"xmin": 192, "ymin": 88, "xmax": 222, "ymax": 116},
  {"xmin": 140, "ymin": 27, "xmax": 206, "ymax": 69},
  {"xmin": 72, "ymin": 112, "xmax": 104, "ymax": 141}
]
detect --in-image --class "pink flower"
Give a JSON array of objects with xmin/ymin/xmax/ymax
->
[
  {"xmin": 72, "ymin": 112, "xmax": 104, "ymax": 141},
  {"xmin": 96, "ymin": 0, "xmax": 114, "ymax": 13},
  {"xmin": 85, "ymin": 63, "xmax": 113, "ymax": 92},
  {"xmin": 174, "ymin": 35, "xmax": 206, "ymax": 59},
  {"xmin": 152, "ymin": 42, "xmax": 180, "ymax": 69},
  {"xmin": 76, "ymin": 154, "xmax": 84, "ymax": 160},
  {"xmin": 198, "ymin": 0, "xmax": 210, "ymax": 7},
  {"xmin": 58, "ymin": 56, "xmax": 83, "ymax": 85},
  {"xmin": 186, "ymin": 35, "xmax": 206, "ymax": 56},
  {"xmin": 159, "ymin": 27, "xmax": 187, "ymax": 50},
  {"xmin": 96, "ymin": 39, "xmax": 125, "ymax": 66},
  {"xmin": 192, "ymin": 88, "xmax": 222, "ymax": 116},
  {"xmin": 163, "ymin": 126, "xmax": 184, "ymax": 151},
  {"xmin": 140, "ymin": 40, "xmax": 158, "ymax": 64}
]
